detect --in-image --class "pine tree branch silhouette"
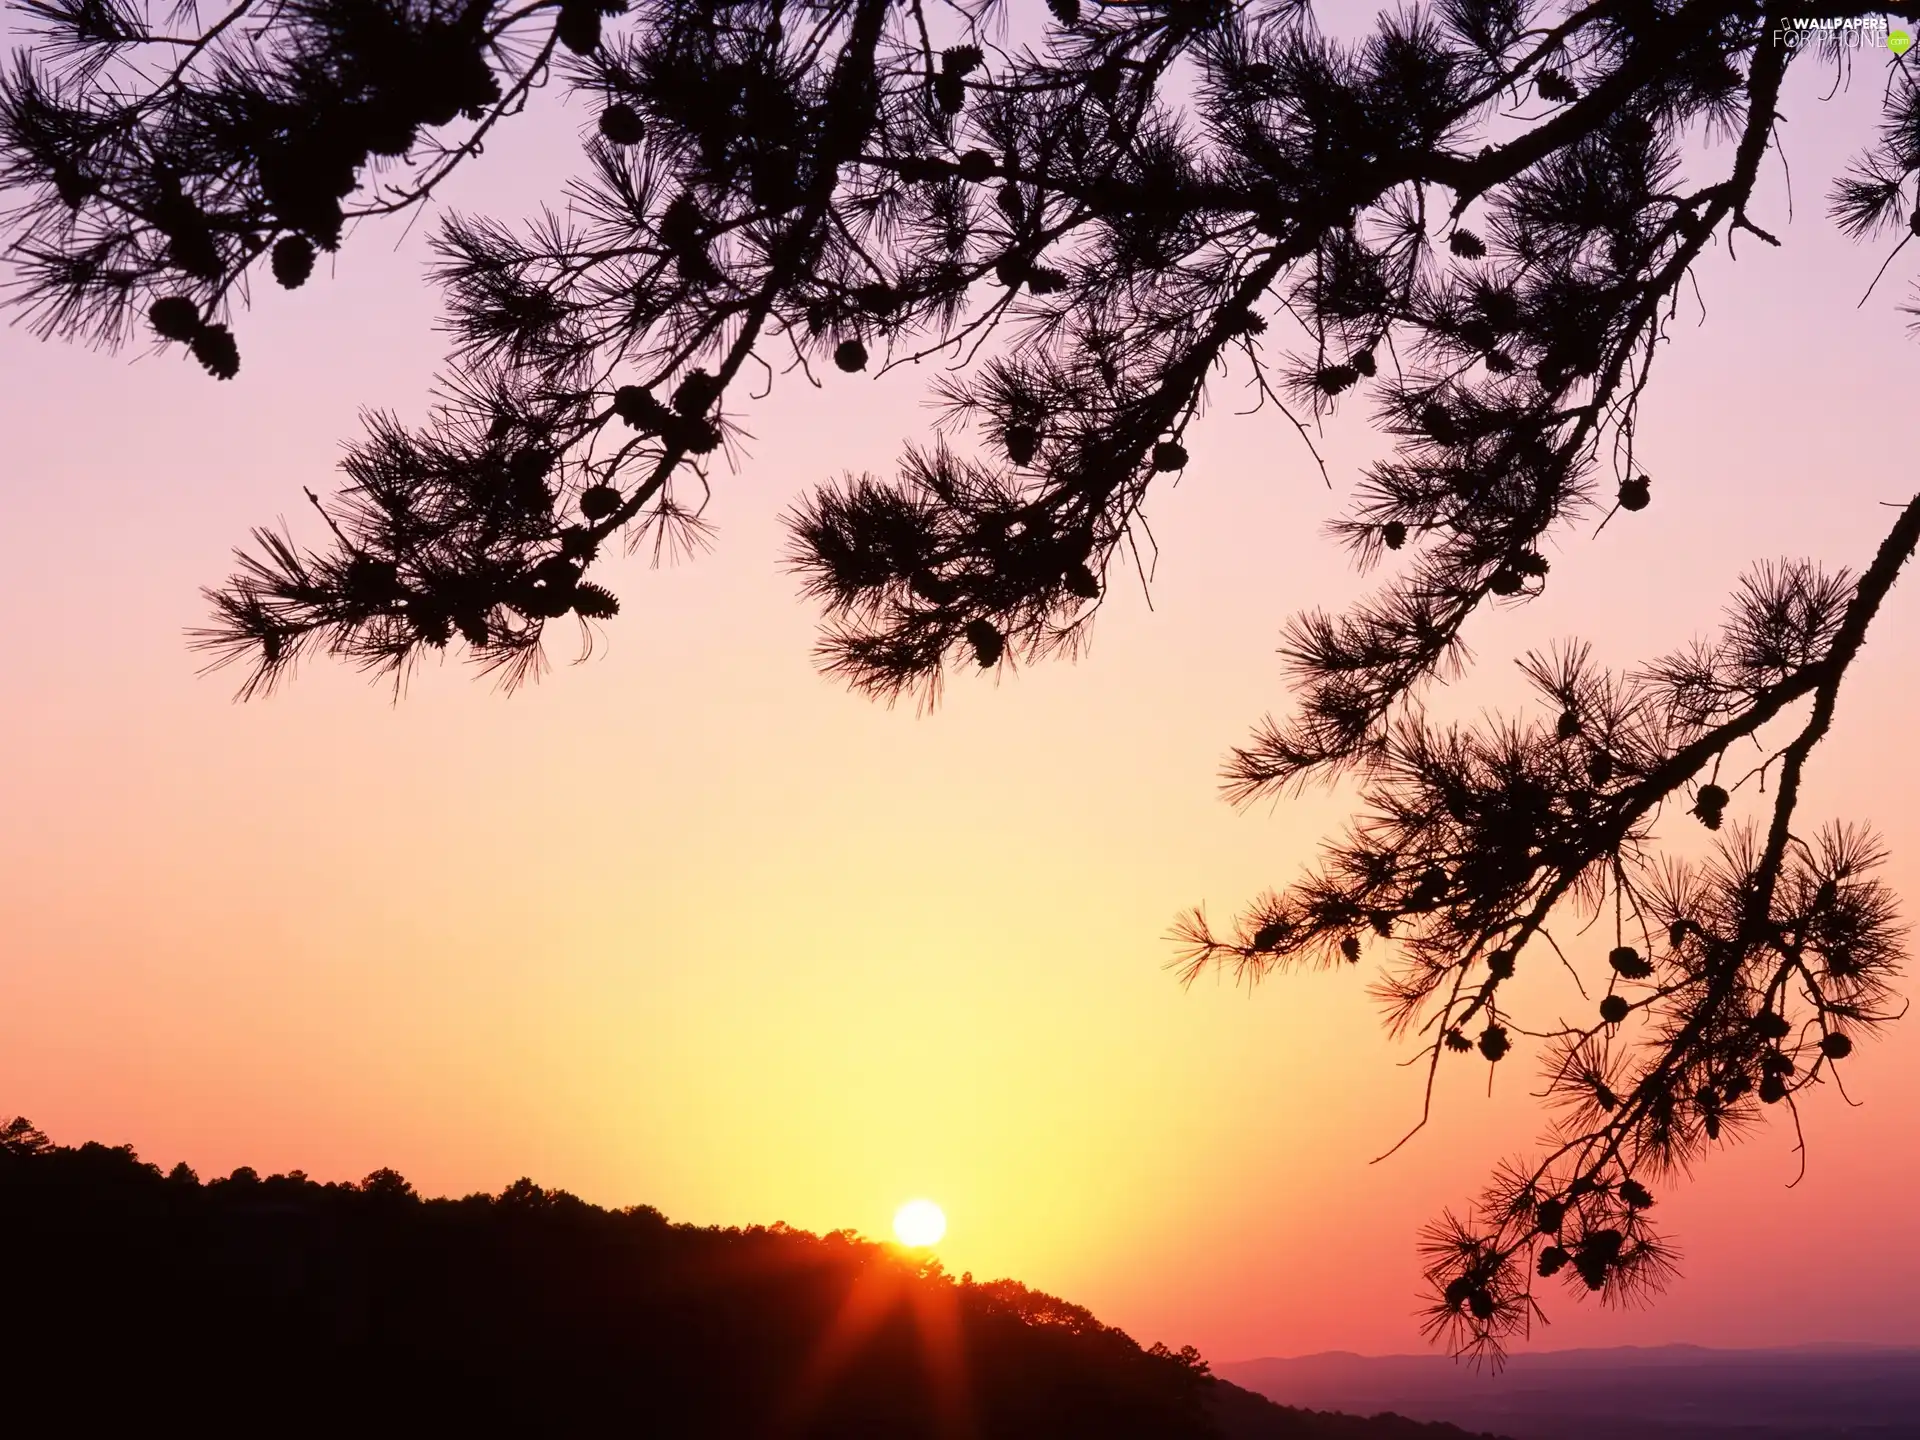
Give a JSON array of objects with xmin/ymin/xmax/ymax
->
[{"xmin": 6, "ymin": 0, "xmax": 1918, "ymax": 1361}]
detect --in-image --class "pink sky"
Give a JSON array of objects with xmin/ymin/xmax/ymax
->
[{"xmin": 2, "ymin": 19, "xmax": 1917, "ymax": 1363}]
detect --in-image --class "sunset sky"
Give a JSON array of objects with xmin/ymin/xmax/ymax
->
[{"xmin": 3, "ymin": 15, "xmax": 1918, "ymax": 1365}]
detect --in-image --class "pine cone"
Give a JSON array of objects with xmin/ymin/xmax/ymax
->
[
  {"xmin": 271, "ymin": 236, "xmax": 315, "ymax": 289},
  {"xmin": 955, "ymin": 149, "xmax": 997, "ymax": 183},
  {"xmin": 1537, "ymin": 71, "xmax": 1578, "ymax": 102},
  {"xmin": 613, "ymin": 385, "xmax": 668, "ymax": 430},
  {"xmin": 672, "ymin": 369, "xmax": 720, "ymax": 416},
  {"xmin": 934, "ymin": 71, "xmax": 966, "ymax": 115},
  {"xmin": 571, "ymin": 581, "xmax": 620, "ymax": 619},
  {"xmin": 1449, "ymin": 228, "xmax": 1486, "ymax": 259},
  {"xmin": 1608, "ymin": 945, "xmax": 1652, "ymax": 979},
  {"xmin": 599, "ymin": 103, "xmax": 644, "ymax": 145},
  {"xmin": 964, "ymin": 617, "xmax": 1004, "ymax": 668},
  {"xmin": 1691, "ymin": 783, "xmax": 1728, "ymax": 828},
  {"xmin": 1317, "ymin": 364, "xmax": 1359, "ymax": 395},
  {"xmin": 676, "ymin": 417, "xmax": 722, "ymax": 454},
  {"xmin": 190, "ymin": 323, "xmax": 239, "ymax": 380},
  {"xmin": 556, "ymin": 0, "xmax": 602, "ymax": 54},
  {"xmin": 149, "ymin": 296, "xmax": 202, "ymax": 342}
]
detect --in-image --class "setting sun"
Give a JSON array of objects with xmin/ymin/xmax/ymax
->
[{"xmin": 892, "ymin": 1199, "xmax": 947, "ymax": 1248}]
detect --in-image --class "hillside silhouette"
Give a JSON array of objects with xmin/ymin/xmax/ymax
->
[{"xmin": 0, "ymin": 1118, "xmax": 1501, "ymax": 1439}]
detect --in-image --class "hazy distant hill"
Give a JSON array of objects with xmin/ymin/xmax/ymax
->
[
  {"xmin": 1208, "ymin": 1381, "xmax": 1508, "ymax": 1440},
  {"xmin": 0, "ymin": 1118, "xmax": 1500, "ymax": 1440},
  {"xmin": 1220, "ymin": 1345, "xmax": 1920, "ymax": 1440}
]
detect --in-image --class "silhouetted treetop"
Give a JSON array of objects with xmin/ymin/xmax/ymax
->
[
  {"xmin": 7, "ymin": 0, "xmax": 1919, "ymax": 1364},
  {"xmin": 0, "ymin": 1118, "xmax": 1502, "ymax": 1439}
]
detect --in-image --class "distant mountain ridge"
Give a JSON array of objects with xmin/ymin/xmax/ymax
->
[{"xmin": 1221, "ymin": 1344, "xmax": 1920, "ymax": 1440}]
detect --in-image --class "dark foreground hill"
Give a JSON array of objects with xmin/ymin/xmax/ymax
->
[
  {"xmin": 0, "ymin": 1119, "xmax": 1502, "ymax": 1439},
  {"xmin": 1220, "ymin": 1345, "xmax": 1920, "ymax": 1440}
]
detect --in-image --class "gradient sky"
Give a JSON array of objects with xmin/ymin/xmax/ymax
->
[{"xmin": 3, "ymin": 12, "xmax": 1918, "ymax": 1365}]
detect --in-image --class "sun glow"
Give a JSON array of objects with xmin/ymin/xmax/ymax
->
[{"xmin": 892, "ymin": 1198, "xmax": 947, "ymax": 1248}]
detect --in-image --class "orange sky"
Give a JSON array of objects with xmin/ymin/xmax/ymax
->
[{"xmin": 2, "ymin": 22, "xmax": 1917, "ymax": 1363}]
